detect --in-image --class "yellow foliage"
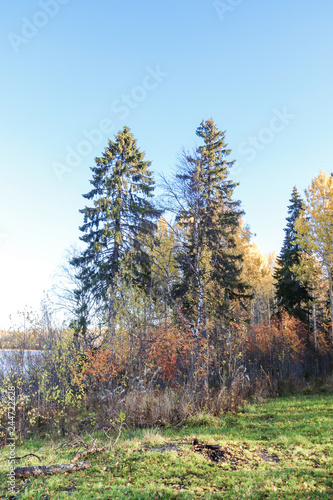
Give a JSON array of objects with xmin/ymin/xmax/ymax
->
[
  {"xmin": 295, "ymin": 170, "xmax": 333, "ymax": 264},
  {"xmin": 235, "ymin": 222, "xmax": 276, "ymax": 304},
  {"xmin": 295, "ymin": 170, "xmax": 333, "ymax": 341}
]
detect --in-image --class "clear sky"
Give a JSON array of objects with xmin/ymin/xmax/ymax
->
[{"xmin": 1, "ymin": 0, "xmax": 333, "ymax": 328}]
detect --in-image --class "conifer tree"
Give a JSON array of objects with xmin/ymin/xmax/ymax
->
[
  {"xmin": 71, "ymin": 126, "xmax": 161, "ymax": 334},
  {"xmin": 274, "ymin": 187, "xmax": 311, "ymax": 321},
  {"xmin": 295, "ymin": 170, "xmax": 333, "ymax": 343},
  {"xmin": 167, "ymin": 119, "xmax": 248, "ymax": 334}
]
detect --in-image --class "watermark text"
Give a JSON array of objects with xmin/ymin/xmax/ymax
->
[{"xmin": 8, "ymin": 0, "xmax": 71, "ymax": 53}]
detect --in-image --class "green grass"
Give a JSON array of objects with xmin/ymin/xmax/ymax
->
[{"xmin": 0, "ymin": 393, "xmax": 332, "ymax": 499}]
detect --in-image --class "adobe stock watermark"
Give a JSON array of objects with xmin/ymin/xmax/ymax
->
[
  {"xmin": 6, "ymin": 387, "xmax": 16, "ymax": 497},
  {"xmin": 213, "ymin": 0, "xmax": 245, "ymax": 22},
  {"xmin": 238, "ymin": 107, "xmax": 296, "ymax": 162},
  {"xmin": 53, "ymin": 65, "xmax": 169, "ymax": 183},
  {"xmin": 7, "ymin": 0, "xmax": 71, "ymax": 53}
]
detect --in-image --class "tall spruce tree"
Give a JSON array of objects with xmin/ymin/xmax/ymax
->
[
  {"xmin": 170, "ymin": 119, "xmax": 248, "ymax": 334},
  {"xmin": 71, "ymin": 126, "xmax": 161, "ymax": 334},
  {"xmin": 274, "ymin": 186, "xmax": 311, "ymax": 321}
]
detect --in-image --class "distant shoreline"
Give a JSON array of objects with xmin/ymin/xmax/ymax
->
[{"xmin": 0, "ymin": 349, "xmax": 43, "ymax": 353}]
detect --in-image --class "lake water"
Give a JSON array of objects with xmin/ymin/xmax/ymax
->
[{"xmin": 0, "ymin": 350, "xmax": 43, "ymax": 377}]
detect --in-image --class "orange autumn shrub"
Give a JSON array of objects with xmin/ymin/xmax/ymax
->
[
  {"xmin": 247, "ymin": 311, "xmax": 307, "ymax": 380},
  {"xmin": 145, "ymin": 324, "xmax": 193, "ymax": 384}
]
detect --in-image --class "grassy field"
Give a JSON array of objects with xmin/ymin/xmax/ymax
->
[{"xmin": 0, "ymin": 393, "xmax": 332, "ymax": 499}]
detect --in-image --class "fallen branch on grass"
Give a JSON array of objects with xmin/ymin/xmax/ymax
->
[
  {"xmin": 13, "ymin": 460, "xmax": 91, "ymax": 478},
  {"xmin": 56, "ymin": 434, "xmax": 89, "ymax": 451},
  {"xmin": 72, "ymin": 421, "xmax": 123, "ymax": 462},
  {"xmin": 0, "ymin": 453, "xmax": 41, "ymax": 463}
]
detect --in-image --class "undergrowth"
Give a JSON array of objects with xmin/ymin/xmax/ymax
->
[{"xmin": 0, "ymin": 392, "xmax": 332, "ymax": 499}]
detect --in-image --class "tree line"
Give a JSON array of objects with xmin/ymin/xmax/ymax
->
[
  {"xmin": 63, "ymin": 119, "xmax": 332, "ymax": 388},
  {"xmin": 1, "ymin": 119, "xmax": 332, "ymax": 442}
]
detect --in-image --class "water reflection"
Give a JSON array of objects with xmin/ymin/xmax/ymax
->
[{"xmin": 0, "ymin": 350, "xmax": 43, "ymax": 377}]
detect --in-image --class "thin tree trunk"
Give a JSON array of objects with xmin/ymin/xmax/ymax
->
[
  {"xmin": 328, "ymin": 270, "xmax": 333, "ymax": 344},
  {"xmin": 205, "ymin": 330, "xmax": 209, "ymax": 394},
  {"xmin": 312, "ymin": 300, "xmax": 318, "ymax": 351}
]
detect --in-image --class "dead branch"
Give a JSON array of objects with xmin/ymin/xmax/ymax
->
[
  {"xmin": 72, "ymin": 421, "xmax": 123, "ymax": 462},
  {"xmin": 0, "ymin": 453, "xmax": 41, "ymax": 463},
  {"xmin": 72, "ymin": 444, "xmax": 107, "ymax": 463},
  {"xmin": 56, "ymin": 434, "xmax": 89, "ymax": 451}
]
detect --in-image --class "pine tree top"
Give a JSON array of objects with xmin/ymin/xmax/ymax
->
[
  {"xmin": 195, "ymin": 119, "xmax": 235, "ymax": 178},
  {"xmin": 84, "ymin": 126, "xmax": 155, "ymax": 202}
]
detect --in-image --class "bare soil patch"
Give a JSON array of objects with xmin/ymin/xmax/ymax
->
[{"xmin": 144, "ymin": 440, "xmax": 281, "ymax": 469}]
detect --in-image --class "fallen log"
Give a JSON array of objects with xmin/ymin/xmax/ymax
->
[{"xmin": 13, "ymin": 460, "xmax": 91, "ymax": 478}]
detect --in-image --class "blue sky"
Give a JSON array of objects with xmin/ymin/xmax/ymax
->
[{"xmin": 1, "ymin": 0, "xmax": 333, "ymax": 328}]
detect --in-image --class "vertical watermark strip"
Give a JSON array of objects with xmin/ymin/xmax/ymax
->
[{"xmin": 6, "ymin": 387, "xmax": 16, "ymax": 497}]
